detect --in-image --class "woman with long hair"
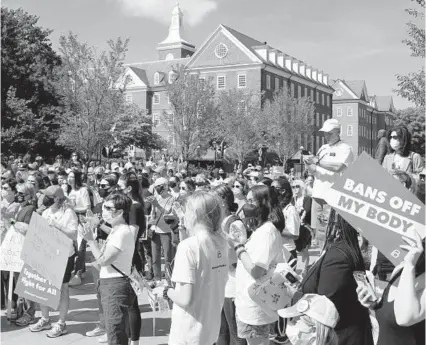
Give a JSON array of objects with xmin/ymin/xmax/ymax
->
[
  {"xmin": 296, "ymin": 215, "xmax": 374, "ymax": 345},
  {"xmin": 29, "ymin": 186, "xmax": 78, "ymax": 337},
  {"xmin": 214, "ymin": 185, "xmax": 247, "ymax": 345},
  {"xmin": 81, "ymin": 193, "xmax": 136, "ymax": 345},
  {"xmin": 382, "ymin": 126, "xmax": 424, "ymax": 175},
  {"xmin": 232, "ymin": 178, "xmax": 249, "ymax": 214},
  {"xmin": 165, "ymin": 191, "xmax": 229, "ymax": 345},
  {"xmin": 67, "ymin": 171, "xmax": 91, "ymax": 286},
  {"xmin": 229, "ymin": 185, "xmax": 284, "ymax": 345}
]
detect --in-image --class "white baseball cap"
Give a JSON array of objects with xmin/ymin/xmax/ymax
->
[
  {"xmin": 154, "ymin": 177, "xmax": 168, "ymax": 187},
  {"xmin": 319, "ymin": 119, "xmax": 341, "ymax": 133},
  {"xmin": 277, "ymin": 294, "xmax": 339, "ymax": 328}
]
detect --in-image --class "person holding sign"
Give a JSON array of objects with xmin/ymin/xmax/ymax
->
[
  {"xmin": 29, "ymin": 185, "xmax": 78, "ymax": 337},
  {"xmin": 304, "ymin": 119, "xmax": 354, "ymax": 251},
  {"xmin": 80, "ymin": 193, "xmax": 137, "ymax": 345},
  {"xmin": 357, "ymin": 231, "xmax": 425, "ymax": 345}
]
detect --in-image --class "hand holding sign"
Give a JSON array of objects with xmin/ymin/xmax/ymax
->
[{"xmin": 400, "ymin": 231, "xmax": 424, "ymax": 268}]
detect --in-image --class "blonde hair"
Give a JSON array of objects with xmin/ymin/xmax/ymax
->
[
  {"xmin": 184, "ymin": 191, "xmax": 224, "ymax": 235},
  {"xmin": 314, "ymin": 320, "xmax": 338, "ymax": 345},
  {"xmin": 292, "ymin": 179, "xmax": 305, "ymax": 198}
]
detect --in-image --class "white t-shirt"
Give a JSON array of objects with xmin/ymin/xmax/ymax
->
[
  {"xmin": 169, "ymin": 234, "xmax": 229, "ymax": 345},
  {"xmin": 68, "ymin": 187, "xmax": 91, "ymax": 210},
  {"xmin": 221, "ymin": 216, "xmax": 247, "ymax": 298},
  {"xmin": 151, "ymin": 195, "xmax": 174, "ymax": 234},
  {"xmin": 100, "ymin": 224, "xmax": 135, "ymax": 279},
  {"xmin": 235, "ymin": 221, "xmax": 283, "ymax": 325},
  {"xmin": 312, "ymin": 141, "xmax": 354, "ymax": 200},
  {"xmin": 282, "ymin": 204, "xmax": 300, "ymax": 252},
  {"xmin": 42, "ymin": 207, "xmax": 78, "ymax": 257}
]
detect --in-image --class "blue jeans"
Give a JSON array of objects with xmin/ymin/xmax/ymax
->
[
  {"xmin": 151, "ymin": 232, "xmax": 173, "ymax": 280},
  {"xmin": 99, "ymin": 277, "xmax": 136, "ymax": 345}
]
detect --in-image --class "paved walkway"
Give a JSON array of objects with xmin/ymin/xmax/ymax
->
[{"xmin": 1, "ymin": 247, "xmax": 321, "ymax": 345}]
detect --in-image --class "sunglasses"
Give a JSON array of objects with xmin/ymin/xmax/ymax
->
[
  {"xmin": 292, "ymin": 186, "xmax": 300, "ymax": 189},
  {"xmin": 102, "ymin": 205, "xmax": 116, "ymax": 212},
  {"xmin": 390, "ymin": 135, "xmax": 399, "ymax": 140},
  {"xmin": 233, "ymin": 184, "xmax": 242, "ymax": 189},
  {"xmin": 100, "ymin": 184, "xmax": 110, "ymax": 189}
]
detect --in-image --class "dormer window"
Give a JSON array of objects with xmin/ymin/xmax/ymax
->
[{"xmin": 154, "ymin": 72, "xmax": 160, "ymax": 85}]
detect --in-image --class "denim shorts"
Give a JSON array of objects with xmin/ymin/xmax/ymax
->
[
  {"xmin": 98, "ymin": 277, "xmax": 137, "ymax": 345},
  {"xmin": 236, "ymin": 314, "xmax": 272, "ymax": 339}
]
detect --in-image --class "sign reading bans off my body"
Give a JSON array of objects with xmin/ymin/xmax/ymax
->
[
  {"xmin": 20, "ymin": 212, "xmax": 72, "ymax": 289},
  {"xmin": 324, "ymin": 152, "xmax": 425, "ymax": 266}
]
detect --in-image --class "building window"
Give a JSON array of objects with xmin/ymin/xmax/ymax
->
[
  {"xmin": 347, "ymin": 107, "xmax": 353, "ymax": 116},
  {"xmin": 310, "ymin": 89, "xmax": 314, "ymax": 100},
  {"xmin": 169, "ymin": 71, "xmax": 175, "ymax": 83},
  {"xmin": 336, "ymin": 108, "xmax": 342, "ymax": 117},
  {"xmin": 275, "ymin": 77, "xmax": 279, "ymax": 91},
  {"xmin": 347, "ymin": 125, "xmax": 353, "ymax": 136},
  {"xmin": 316, "ymin": 113, "xmax": 320, "ymax": 127},
  {"xmin": 153, "ymin": 113, "xmax": 159, "ymax": 127},
  {"xmin": 153, "ymin": 93, "xmax": 160, "ymax": 104},
  {"xmin": 154, "ymin": 72, "xmax": 160, "ymax": 85},
  {"xmin": 167, "ymin": 135, "xmax": 173, "ymax": 144},
  {"xmin": 316, "ymin": 91, "xmax": 319, "ymax": 103},
  {"xmin": 167, "ymin": 94, "xmax": 171, "ymax": 104},
  {"xmin": 125, "ymin": 94, "xmax": 132, "ymax": 103},
  {"xmin": 327, "ymin": 95, "xmax": 330, "ymax": 107},
  {"xmin": 291, "ymin": 83, "xmax": 295, "ymax": 97},
  {"xmin": 266, "ymin": 75, "xmax": 271, "ymax": 90},
  {"xmin": 305, "ymin": 86, "xmax": 308, "ymax": 97},
  {"xmin": 321, "ymin": 93, "xmax": 325, "ymax": 105},
  {"xmin": 298, "ymin": 85, "xmax": 301, "ymax": 98},
  {"xmin": 316, "ymin": 136, "xmax": 320, "ymax": 151},
  {"xmin": 217, "ymin": 75, "xmax": 226, "ymax": 90},
  {"xmin": 238, "ymin": 74, "xmax": 247, "ymax": 88},
  {"xmin": 199, "ymin": 76, "xmax": 206, "ymax": 89}
]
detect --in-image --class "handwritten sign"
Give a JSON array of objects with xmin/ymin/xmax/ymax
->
[
  {"xmin": 15, "ymin": 264, "xmax": 60, "ymax": 309},
  {"xmin": 21, "ymin": 213, "xmax": 72, "ymax": 289},
  {"xmin": 0, "ymin": 226, "xmax": 25, "ymax": 272},
  {"xmin": 324, "ymin": 152, "xmax": 425, "ymax": 266}
]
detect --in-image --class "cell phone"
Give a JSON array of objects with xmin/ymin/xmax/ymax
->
[
  {"xmin": 353, "ymin": 271, "xmax": 377, "ymax": 302},
  {"xmin": 285, "ymin": 272, "xmax": 298, "ymax": 284}
]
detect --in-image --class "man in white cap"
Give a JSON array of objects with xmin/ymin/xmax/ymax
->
[{"xmin": 304, "ymin": 119, "xmax": 354, "ymax": 250}]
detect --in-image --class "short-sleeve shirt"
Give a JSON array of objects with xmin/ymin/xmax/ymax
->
[
  {"xmin": 99, "ymin": 224, "xmax": 135, "ymax": 279},
  {"xmin": 68, "ymin": 187, "xmax": 91, "ymax": 211},
  {"xmin": 282, "ymin": 204, "xmax": 300, "ymax": 252},
  {"xmin": 235, "ymin": 221, "xmax": 283, "ymax": 325},
  {"xmin": 42, "ymin": 207, "xmax": 78, "ymax": 257},
  {"xmin": 312, "ymin": 141, "xmax": 354, "ymax": 200},
  {"xmin": 169, "ymin": 234, "xmax": 228, "ymax": 345}
]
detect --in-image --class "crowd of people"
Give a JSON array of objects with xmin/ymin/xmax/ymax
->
[{"xmin": 0, "ymin": 121, "xmax": 425, "ymax": 345}]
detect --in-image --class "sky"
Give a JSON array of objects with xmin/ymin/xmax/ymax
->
[{"xmin": 4, "ymin": 0, "xmax": 424, "ymax": 110}]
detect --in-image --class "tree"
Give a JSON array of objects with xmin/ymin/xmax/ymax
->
[
  {"xmin": 114, "ymin": 103, "xmax": 166, "ymax": 152},
  {"xmin": 1, "ymin": 7, "xmax": 62, "ymax": 155},
  {"xmin": 54, "ymin": 32, "xmax": 135, "ymax": 163},
  {"xmin": 394, "ymin": 0, "xmax": 425, "ymax": 107},
  {"xmin": 164, "ymin": 67, "xmax": 217, "ymax": 163},
  {"xmin": 261, "ymin": 88, "xmax": 315, "ymax": 168},
  {"xmin": 213, "ymin": 89, "xmax": 263, "ymax": 165},
  {"xmin": 394, "ymin": 107, "xmax": 425, "ymax": 155}
]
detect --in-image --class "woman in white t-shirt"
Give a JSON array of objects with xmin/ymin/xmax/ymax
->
[
  {"xmin": 67, "ymin": 171, "xmax": 91, "ymax": 285},
  {"xmin": 230, "ymin": 185, "xmax": 285, "ymax": 345},
  {"xmin": 29, "ymin": 186, "xmax": 78, "ymax": 338},
  {"xmin": 81, "ymin": 193, "xmax": 136, "ymax": 345},
  {"xmin": 164, "ymin": 191, "xmax": 229, "ymax": 345},
  {"xmin": 213, "ymin": 184, "xmax": 248, "ymax": 345}
]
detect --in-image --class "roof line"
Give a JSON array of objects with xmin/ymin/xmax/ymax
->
[{"xmin": 124, "ymin": 57, "xmax": 190, "ymax": 66}]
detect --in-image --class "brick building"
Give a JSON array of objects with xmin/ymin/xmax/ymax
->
[
  {"xmin": 124, "ymin": 3, "xmax": 335, "ymax": 154},
  {"xmin": 331, "ymin": 79, "xmax": 396, "ymax": 156}
]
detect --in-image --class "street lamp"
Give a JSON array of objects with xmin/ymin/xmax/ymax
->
[{"xmin": 212, "ymin": 140, "xmax": 217, "ymax": 166}]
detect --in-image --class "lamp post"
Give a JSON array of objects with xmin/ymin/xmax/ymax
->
[{"xmin": 212, "ymin": 140, "xmax": 217, "ymax": 166}]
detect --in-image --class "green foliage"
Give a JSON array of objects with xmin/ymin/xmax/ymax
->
[
  {"xmin": 164, "ymin": 67, "xmax": 217, "ymax": 161},
  {"xmin": 54, "ymin": 32, "xmax": 132, "ymax": 162},
  {"xmin": 394, "ymin": 1, "xmax": 425, "ymax": 107},
  {"xmin": 261, "ymin": 88, "xmax": 315, "ymax": 166},
  {"xmin": 1, "ymin": 6, "xmax": 62, "ymax": 155},
  {"xmin": 395, "ymin": 107, "xmax": 425, "ymax": 155}
]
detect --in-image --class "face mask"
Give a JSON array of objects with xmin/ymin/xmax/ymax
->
[
  {"xmin": 286, "ymin": 319, "xmax": 316, "ymax": 345},
  {"xmin": 169, "ymin": 182, "xmax": 177, "ymax": 189},
  {"xmin": 96, "ymin": 174, "xmax": 102, "ymax": 180},
  {"xmin": 219, "ymin": 173, "xmax": 226, "ymax": 179},
  {"xmin": 233, "ymin": 187, "xmax": 242, "ymax": 196},
  {"xmin": 390, "ymin": 138, "xmax": 401, "ymax": 151},
  {"xmin": 15, "ymin": 193, "xmax": 26, "ymax": 203},
  {"xmin": 102, "ymin": 209, "xmax": 123, "ymax": 224},
  {"xmin": 99, "ymin": 188, "xmax": 109, "ymax": 198},
  {"xmin": 42, "ymin": 195, "xmax": 55, "ymax": 207}
]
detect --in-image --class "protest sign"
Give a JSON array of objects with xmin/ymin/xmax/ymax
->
[
  {"xmin": 324, "ymin": 152, "xmax": 425, "ymax": 266},
  {"xmin": 21, "ymin": 212, "xmax": 72, "ymax": 288},
  {"xmin": 0, "ymin": 226, "xmax": 25, "ymax": 272},
  {"xmin": 15, "ymin": 264, "xmax": 61, "ymax": 310}
]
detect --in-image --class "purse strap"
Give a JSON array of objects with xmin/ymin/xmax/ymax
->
[{"xmin": 110, "ymin": 264, "xmax": 130, "ymax": 279}]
